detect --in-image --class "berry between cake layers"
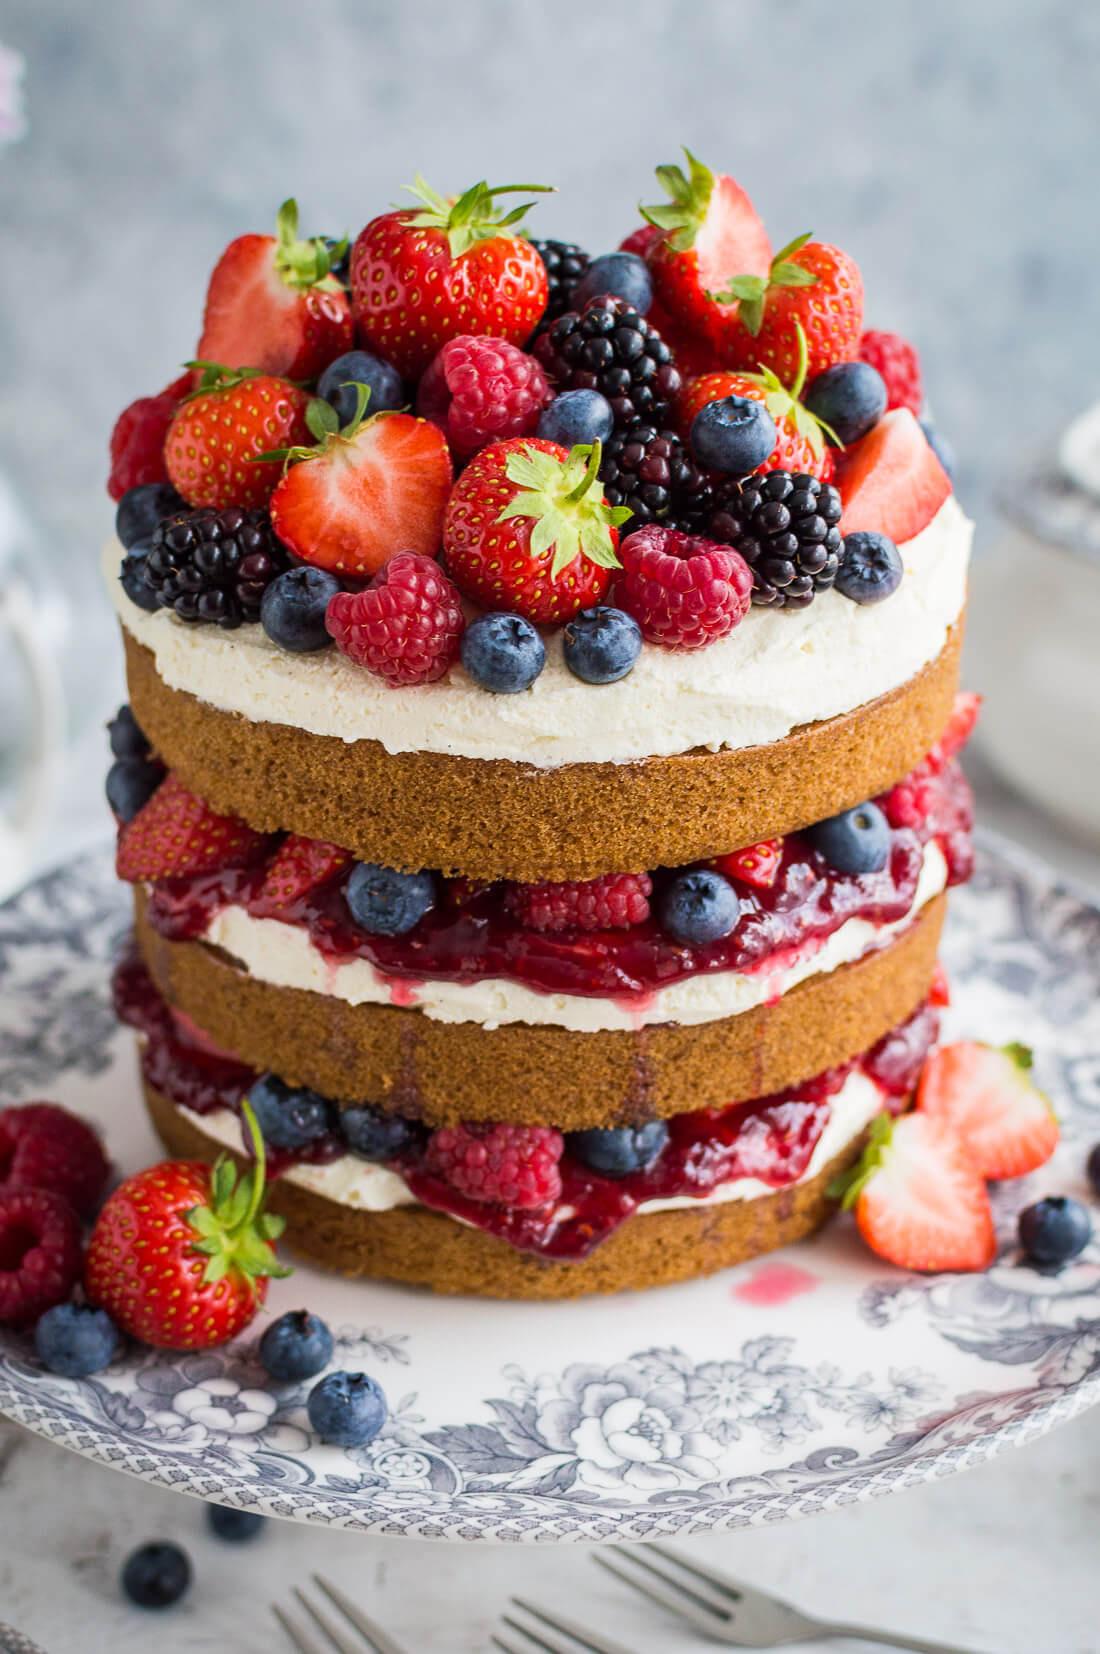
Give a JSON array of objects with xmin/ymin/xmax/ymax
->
[{"xmin": 104, "ymin": 156, "xmax": 975, "ymax": 1297}]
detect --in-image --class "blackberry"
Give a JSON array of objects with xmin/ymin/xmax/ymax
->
[
  {"xmin": 144, "ymin": 507, "xmax": 287, "ymax": 628},
  {"xmin": 696, "ymin": 471, "xmax": 843, "ymax": 609},
  {"xmin": 600, "ymin": 422, "xmax": 701, "ymax": 527},
  {"xmin": 530, "ymin": 238, "xmax": 590, "ymax": 320},
  {"xmin": 533, "ymin": 296, "xmax": 682, "ymax": 431}
]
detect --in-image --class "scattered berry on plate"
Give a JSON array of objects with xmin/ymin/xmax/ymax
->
[
  {"xmin": 425, "ymin": 1122, "xmax": 564, "ymax": 1208},
  {"xmin": 34, "ymin": 1302, "xmax": 119, "ymax": 1378},
  {"xmin": 920, "ymin": 417, "xmax": 956, "ymax": 481},
  {"xmin": 0, "ymin": 1187, "xmax": 83, "ymax": 1327},
  {"xmin": 460, "ymin": 612, "xmax": 546, "ymax": 694},
  {"xmin": 658, "ymin": 867, "xmax": 740, "ymax": 945},
  {"xmin": 571, "ymin": 250, "xmax": 653, "ymax": 314},
  {"xmin": 196, "ymin": 198, "xmax": 352, "ymax": 380},
  {"xmin": 532, "ymin": 295, "xmax": 681, "ymax": 432},
  {"xmin": 835, "ymin": 529, "xmax": 904, "ymax": 605},
  {"xmin": 259, "ymin": 1308, "xmax": 335, "ymax": 1382},
  {"xmin": 677, "ymin": 352, "xmax": 834, "ymax": 484},
  {"xmin": 614, "ymin": 524, "xmax": 753, "ymax": 650},
  {"xmin": 107, "ymin": 704, "xmax": 150, "ymax": 760},
  {"xmin": 529, "ymin": 237, "xmax": 590, "ymax": 320},
  {"xmin": 107, "ymin": 374, "xmax": 192, "ymax": 502},
  {"xmin": 690, "ymin": 393, "xmax": 778, "ymax": 475},
  {"xmin": 0, "ymin": 1101, "xmax": 109, "ymax": 1217},
  {"xmin": 834, "ymin": 1111, "xmax": 996, "ymax": 1273},
  {"xmin": 443, "ymin": 437, "xmax": 628, "ymax": 625},
  {"xmin": 116, "ymin": 775, "xmax": 268, "ymax": 883},
  {"xmin": 350, "ymin": 177, "xmax": 551, "ymax": 377},
  {"xmin": 599, "ymin": 421, "xmax": 703, "ymax": 527},
  {"xmin": 105, "ymin": 755, "xmax": 165, "ymax": 823},
  {"xmin": 317, "ymin": 347, "xmax": 405, "ymax": 425},
  {"xmin": 836, "ymin": 408, "xmax": 952, "ymax": 542},
  {"xmin": 562, "ymin": 605, "xmax": 642, "ymax": 684},
  {"xmin": 710, "ymin": 234, "xmax": 864, "ymax": 384},
  {"xmin": 144, "ymin": 505, "xmax": 288, "ymax": 628},
  {"xmin": 121, "ymin": 1542, "xmax": 192, "ymax": 1610},
  {"xmin": 1018, "ymin": 1196, "xmax": 1091, "ymax": 1268},
  {"xmin": 325, "ymin": 551, "xmax": 464, "ymax": 686},
  {"xmin": 164, "ymin": 365, "xmax": 311, "ymax": 512},
  {"xmin": 307, "ymin": 1369, "xmax": 388, "ymax": 1447},
  {"xmin": 345, "ymin": 862, "xmax": 436, "ymax": 937},
  {"xmin": 115, "ymin": 481, "xmax": 186, "ymax": 550},
  {"xmin": 537, "ymin": 388, "xmax": 615, "ymax": 448},
  {"xmin": 805, "ymin": 800, "xmax": 890, "ymax": 874},
  {"xmin": 713, "ymin": 838, "xmax": 783, "ymax": 891},
  {"xmin": 340, "ymin": 1105, "xmax": 423, "ymax": 1162},
  {"xmin": 260, "ymin": 566, "xmax": 341, "ymax": 652},
  {"xmin": 505, "ymin": 871, "xmax": 652, "ymax": 933},
  {"xmin": 249, "ymin": 835, "xmax": 351, "ymax": 916},
  {"xmin": 249, "ymin": 1073, "xmax": 334, "ymax": 1150},
  {"xmin": 916, "ymin": 1041, "xmax": 1059, "ymax": 1179},
  {"xmin": 804, "ymin": 360, "xmax": 887, "ymax": 445},
  {"xmin": 119, "ymin": 544, "xmax": 161, "ymax": 613},
  {"xmin": 859, "ymin": 328, "xmax": 922, "ymax": 414},
  {"xmin": 417, "ymin": 335, "xmax": 551, "ymax": 459},
  {"xmin": 568, "ymin": 1120, "xmax": 669, "ymax": 1178},
  {"xmin": 207, "ymin": 1505, "xmax": 266, "ymax": 1543}
]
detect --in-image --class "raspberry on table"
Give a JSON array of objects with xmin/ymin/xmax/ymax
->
[
  {"xmin": 0, "ymin": 1186, "xmax": 84, "ymax": 1327},
  {"xmin": 0, "ymin": 1102, "xmax": 110, "ymax": 1218},
  {"xmin": 417, "ymin": 336, "xmax": 551, "ymax": 459},
  {"xmin": 859, "ymin": 329, "xmax": 923, "ymax": 415},
  {"xmin": 614, "ymin": 524, "xmax": 754, "ymax": 650},
  {"xmin": 505, "ymin": 872, "xmax": 652, "ymax": 932},
  {"xmin": 326, "ymin": 552, "xmax": 465, "ymax": 687},
  {"xmin": 425, "ymin": 1122, "xmax": 564, "ymax": 1209}
]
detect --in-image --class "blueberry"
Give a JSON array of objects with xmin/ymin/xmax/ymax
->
[
  {"xmin": 835, "ymin": 532, "xmax": 904, "ymax": 606},
  {"xmin": 568, "ymin": 1120, "xmax": 669, "ymax": 1179},
  {"xmin": 115, "ymin": 482, "xmax": 185, "ymax": 550},
  {"xmin": 260, "ymin": 566, "xmax": 341, "ymax": 652},
  {"xmin": 120, "ymin": 1541, "xmax": 192, "ymax": 1609},
  {"xmin": 804, "ymin": 361, "xmax": 887, "ymax": 445},
  {"xmin": 206, "ymin": 1504, "xmax": 265, "ymax": 1542},
  {"xmin": 340, "ymin": 1104, "xmax": 421, "ymax": 1161},
  {"xmin": 460, "ymin": 613, "xmax": 545, "ymax": 694},
  {"xmin": 323, "ymin": 235, "xmax": 351, "ymax": 284},
  {"xmin": 34, "ymin": 1303, "xmax": 119, "ymax": 1377},
  {"xmin": 1018, "ymin": 1196, "xmax": 1092, "ymax": 1267},
  {"xmin": 659, "ymin": 869, "xmax": 741, "ymax": 945},
  {"xmin": 345, "ymin": 862, "xmax": 436, "ymax": 936},
  {"xmin": 107, "ymin": 703, "xmax": 150, "ymax": 760},
  {"xmin": 690, "ymin": 396, "xmax": 777, "ymax": 475},
  {"xmin": 307, "ymin": 1369, "xmax": 387, "ymax": 1447},
  {"xmin": 318, "ymin": 349, "xmax": 405, "ymax": 425},
  {"xmin": 806, "ymin": 801, "xmax": 890, "ymax": 874},
  {"xmin": 562, "ymin": 606, "xmax": 642, "ymax": 685},
  {"xmin": 1088, "ymin": 1143, "xmax": 1100, "ymax": 1199},
  {"xmin": 119, "ymin": 543, "xmax": 160, "ymax": 613},
  {"xmin": 105, "ymin": 756, "xmax": 163, "ymax": 822},
  {"xmin": 571, "ymin": 251, "xmax": 654, "ymax": 314},
  {"xmin": 249, "ymin": 1073, "xmax": 334, "ymax": 1150},
  {"xmin": 921, "ymin": 418, "xmax": 956, "ymax": 481},
  {"xmin": 537, "ymin": 389, "xmax": 615, "ymax": 448},
  {"xmin": 260, "ymin": 1308, "xmax": 335, "ymax": 1382}
]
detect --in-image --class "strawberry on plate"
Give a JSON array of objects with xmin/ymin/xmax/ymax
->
[
  {"xmin": 116, "ymin": 774, "xmax": 269, "ymax": 883},
  {"xmin": 266, "ymin": 387, "xmax": 453, "ymax": 578},
  {"xmin": 248, "ymin": 835, "xmax": 352, "ymax": 919},
  {"xmin": 350, "ymin": 176, "xmax": 552, "ymax": 378},
  {"xmin": 837, "ymin": 407, "xmax": 951, "ymax": 542},
  {"xmin": 108, "ymin": 373, "xmax": 192, "ymax": 501},
  {"xmin": 834, "ymin": 1111, "xmax": 996, "ymax": 1273},
  {"xmin": 197, "ymin": 198, "xmax": 353, "ymax": 381},
  {"xmin": 164, "ymin": 363, "xmax": 311, "ymax": 511},
  {"xmin": 917, "ymin": 1041, "xmax": 1059, "ymax": 1180},
  {"xmin": 710, "ymin": 233, "xmax": 864, "ymax": 383}
]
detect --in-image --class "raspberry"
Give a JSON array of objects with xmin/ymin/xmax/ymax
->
[
  {"xmin": 619, "ymin": 224, "xmax": 662, "ymax": 259},
  {"xmin": 859, "ymin": 330, "xmax": 922, "ymax": 416},
  {"xmin": 0, "ymin": 1103, "xmax": 110, "ymax": 1219},
  {"xmin": 107, "ymin": 373, "xmax": 192, "ymax": 502},
  {"xmin": 326, "ymin": 553, "xmax": 464, "ymax": 687},
  {"xmin": 505, "ymin": 872, "xmax": 652, "ymax": 932},
  {"xmin": 614, "ymin": 525, "xmax": 753, "ymax": 651},
  {"xmin": 425, "ymin": 1122, "xmax": 564, "ymax": 1209},
  {"xmin": 881, "ymin": 776, "xmax": 938, "ymax": 829},
  {"xmin": 0, "ymin": 1186, "xmax": 84, "ymax": 1327},
  {"xmin": 417, "ymin": 336, "xmax": 551, "ymax": 459}
]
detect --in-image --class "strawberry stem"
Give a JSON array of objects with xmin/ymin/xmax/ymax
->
[
  {"xmin": 273, "ymin": 198, "xmax": 345, "ymax": 293},
  {"xmin": 402, "ymin": 175, "xmax": 555, "ymax": 259},
  {"xmin": 563, "ymin": 440, "xmax": 603, "ymax": 505}
]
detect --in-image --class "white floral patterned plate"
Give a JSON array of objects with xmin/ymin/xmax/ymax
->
[{"xmin": 1, "ymin": 834, "xmax": 1099, "ymax": 1543}]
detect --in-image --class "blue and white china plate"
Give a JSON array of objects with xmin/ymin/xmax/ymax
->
[{"xmin": 1, "ymin": 835, "xmax": 1099, "ymax": 1543}]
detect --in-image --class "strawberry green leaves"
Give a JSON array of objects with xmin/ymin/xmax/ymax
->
[
  {"xmin": 402, "ymin": 175, "xmax": 555, "ymax": 259},
  {"xmin": 273, "ymin": 197, "xmax": 346, "ymax": 293},
  {"xmin": 185, "ymin": 1101, "xmax": 290, "ymax": 1289},
  {"xmin": 640, "ymin": 148, "xmax": 716, "ymax": 253},
  {"xmin": 498, "ymin": 441, "xmax": 630, "ymax": 579},
  {"xmin": 713, "ymin": 231, "xmax": 819, "ymax": 335}
]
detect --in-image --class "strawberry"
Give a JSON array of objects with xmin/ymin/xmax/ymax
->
[
  {"xmin": 267, "ymin": 387, "xmax": 452, "ymax": 578},
  {"xmin": 116, "ymin": 774, "xmax": 269, "ymax": 883},
  {"xmin": 350, "ymin": 177, "xmax": 552, "ymax": 378},
  {"xmin": 443, "ymin": 437, "xmax": 629, "ymax": 624},
  {"xmin": 928, "ymin": 962, "xmax": 951, "ymax": 1007},
  {"xmin": 676, "ymin": 327, "xmax": 836, "ymax": 483},
  {"xmin": 164, "ymin": 364, "xmax": 311, "ymax": 511},
  {"xmin": 837, "ymin": 408, "xmax": 951, "ymax": 542},
  {"xmin": 917, "ymin": 1042, "xmax": 1059, "ymax": 1180},
  {"xmin": 835, "ymin": 1111, "xmax": 996, "ymax": 1273},
  {"xmin": 619, "ymin": 224, "xmax": 663, "ymax": 259},
  {"xmin": 709, "ymin": 234, "xmax": 864, "ymax": 383},
  {"xmin": 248, "ymin": 835, "xmax": 352, "ymax": 918},
  {"xmin": 714, "ymin": 839, "xmax": 783, "ymax": 891},
  {"xmin": 84, "ymin": 1105, "xmax": 289, "ymax": 1350},
  {"xmin": 929, "ymin": 691, "xmax": 981, "ymax": 771},
  {"xmin": 107, "ymin": 373, "xmax": 192, "ymax": 501},
  {"xmin": 197, "ymin": 198, "xmax": 353, "ymax": 381}
]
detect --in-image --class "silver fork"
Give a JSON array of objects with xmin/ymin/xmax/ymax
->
[
  {"xmin": 273, "ymin": 1573, "xmax": 409, "ymax": 1654},
  {"xmin": 594, "ymin": 1545, "xmax": 993, "ymax": 1653},
  {"xmin": 493, "ymin": 1596, "xmax": 640, "ymax": 1654}
]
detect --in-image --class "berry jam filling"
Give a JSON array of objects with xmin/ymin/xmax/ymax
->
[{"xmin": 116, "ymin": 951, "xmax": 937, "ymax": 1261}]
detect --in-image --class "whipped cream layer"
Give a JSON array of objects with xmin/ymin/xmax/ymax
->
[
  {"xmin": 194, "ymin": 841, "xmax": 946, "ymax": 1033},
  {"xmin": 105, "ymin": 495, "xmax": 970, "ymax": 769}
]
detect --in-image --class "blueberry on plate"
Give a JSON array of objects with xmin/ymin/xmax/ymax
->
[
  {"xmin": 570, "ymin": 251, "xmax": 654, "ymax": 314},
  {"xmin": 568, "ymin": 1120, "xmax": 669, "ymax": 1178},
  {"xmin": 317, "ymin": 349, "xmax": 405, "ymax": 425},
  {"xmin": 537, "ymin": 389, "xmax": 615, "ymax": 448},
  {"xmin": 461, "ymin": 613, "xmax": 545, "ymax": 694},
  {"xmin": 804, "ymin": 361, "xmax": 887, "ymax": 446},
  {"xmin": 119, "ymin": 543, "xmax": 160, "ymax": 613},
  {"xmin": 260, "ymin": 1308, "xmax": 335, "ymax": 1382},
  {"xmin": 690, "ymin": 396, "xmax": 777, "ymax": 475},
  {"xmin": 307, "ymin": 1370, "xmax": 388, "ymax": 1447},
  {"xmin": 562, "ymin": 606, "xmax": 642, "ymax": 685},
  {"xmin": 340, "ymin": 1103, "xmax": 421, "ymax": 1161},
  {"xmin": 260, "ymin": 566, "xmax": 341, "ymax": 652},
  {"xmin": 107, "ymin": 703, "xmax": 150, "ymax": 760},
  {"xmin": 659, "ymin": 869, "xmax": 741, "ymax": 945},
  {"xmin": 1018, "ymin": 1196, "xmax": 1092, "ymax": 1267},
  {"xmin": 346, "ymin": 862, "xmax": 436, "ymax": 936},
  {"xmin": 105, "ymin": 756, "xmax": 164, "ymax": 822},
  {"xmin": 805, "ymin": 801, "xmax": 890, "ymax": 874},
  {"xmin": 120, "ymin": 1541, "xmax": 192, "ymax": 1610},
  {"xmin": 115, "ymin": 481, "xmax": 185, "ymax": 550},
  {"xmin": 249, "ymin": 1073, "xmax": 334, "ymax": 1150},
  {"xmin": 35, "ymin": 1302, "xmax": 119, "ymax": 1378},
  {"xmin": 835, "ymin": 531, "xmax": 903, "ymax": 605},
  {"xmin": 207, "ymin": 1504, "xmax": 266, "ymax": 1542}
]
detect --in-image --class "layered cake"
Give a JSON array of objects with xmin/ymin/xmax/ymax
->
[{"xmin": 103, "ymin": 158, "xmax": 973, "ymax": 1298}]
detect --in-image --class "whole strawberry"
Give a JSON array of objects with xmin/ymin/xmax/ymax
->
[
  {"xmin": 85, "ymin": 1105, "xmax": 289, "ymax": 1350},
  {"xmin": 0, "ymin": 1102, "xmax": 110, "ymax": 1218},
  {"xmin": 710, "ymin": 233, "xmax": 864, "ymax": 383},
  {"xmin": 116, "ymin": 774, "xmax": 269, "ymax": 883},
  {"xmin": 350, "ymin": 176, "xmax": 552, "ymax": 378},
  {"xmin": 108, "ymin": 373, "xmax": 192, "ymax": 501},
  {"xmin": 164, "ymin": 364, "xmax": 311, "ymax": 510},
  {"xmin": 326, "ymin": 552, "xmax": 465, "ymax": 687},
  {"xmin": 443, "ymin": 438, "xmax": 630, "ymax": 625}
]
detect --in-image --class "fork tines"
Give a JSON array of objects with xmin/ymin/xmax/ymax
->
[
  {"xmin": 273, "ymin": 1573, "xmax": 409, "ymax": 1654},
  {"xmin": 593, "ymin": 1546, "xmax": 738, "ymax": 1635},
  {"xmin": 492, "ymin": 1595, "xmax": 640, "ymax": 1654}
]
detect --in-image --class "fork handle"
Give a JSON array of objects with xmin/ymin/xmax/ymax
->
[{"xmin": 825, "ymin": 1622, "xmax": 992, "ymax": 1654}]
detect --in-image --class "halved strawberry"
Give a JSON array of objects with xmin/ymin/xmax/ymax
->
[
  {"xmin": 837, "ymin": 408, "xmax": 951, "ymax": 542},
  {"xmin": 249, "ymin": 834, "xmax": 352, "ymax": 918},
  {"xmin": 714, "ymin": 839, "xmax": 783, "ymax": 891},
  {"xmin": 116, "ymin": 775, "xmax": 269, "ymax": 883},
  {"xmin": 917, "ymin": 1042, "xmax": 1059, "ymax": 1180},
  {"xmin": 677, "ymin": 329, "xmax": 835, "ymax": 483},
  {"xmin": 835, "ymin": 1111, "xmax": 996, "ymax": 1273},
  {"xmin": 197, "ymin": 199, "xmax": 353, "ymax": 381}
]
